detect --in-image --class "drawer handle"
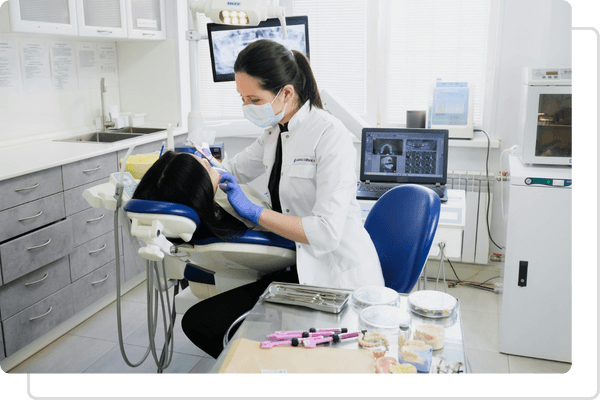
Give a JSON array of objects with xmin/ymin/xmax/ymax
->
[
  {"xmin": 89, "ymin": 244, "xmax": 107, "ymax": 254},
  {"xmin": 19, "ymin": 210, "xmax": 43, "ymax": 221},
  {"xmin": 30, "ymin": 306, "xmax": 53, "ymax": 321},
  {"xmin": 14, "ymin": 182, "xmax": 40, "ymax": 192},
  {"xmin": 27, "ymin": 238, "xmax": 52, "ymax": 250},
  {"xmin": 97, "ymin": 30, "xmax": 113, "ymax": 34},
  {"xmin": 91, "ymin": 274, "xmax": 110, "ymax": 285},
  {"xmin": 86, "ymin": 213, "xmax": 105, "ymax": 223},
  {"xmin": 82, "ymin": 166, "xmax": 101, "ymax": 173},
  {"xmin": 24, "ymin": 272, "xmax": 49, "ymax": 286}
]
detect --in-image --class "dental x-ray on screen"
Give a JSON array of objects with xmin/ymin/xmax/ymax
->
[{"xmin": 207, "ymin": 16, "xmax": 309, "ymax": 82}]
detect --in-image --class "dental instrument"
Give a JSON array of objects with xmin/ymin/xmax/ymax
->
[{"xmin": 302, "ymin": 332, "xmax": 360, "ymax": 349}]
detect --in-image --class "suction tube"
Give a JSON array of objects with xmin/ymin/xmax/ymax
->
[{"xmin": 113, "ymin": 145, "xmax": 177, "ymax": 372}]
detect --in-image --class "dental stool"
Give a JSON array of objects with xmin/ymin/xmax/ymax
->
[{"xmin": 123, "ymin": 199, "xmax": 296, "ymax": 314}]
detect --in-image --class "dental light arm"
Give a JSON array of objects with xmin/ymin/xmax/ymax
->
[{"xmin": 189, "ymin": 0, "xmax": 287, "ymax": 37}]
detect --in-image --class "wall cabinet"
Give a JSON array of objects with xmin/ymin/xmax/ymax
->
[
  {"xmin": 6, "ymin": 0, "xmax": 165, "ymax": 40},
  {"xmin": 125, "ymin": 0, "xmax": 166, "ymax": 40},
  {"xmin": 8, "ymin": 0, "xmax": 78, "ymax": 35},
  {"xmin": 75, "ymin": 0, "xmax": 128, "ymax": 39}
]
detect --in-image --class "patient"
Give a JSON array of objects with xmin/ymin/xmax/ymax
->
[{"xmin": 132, "ymin": 150, "xmax": 271, "ymax": 240}]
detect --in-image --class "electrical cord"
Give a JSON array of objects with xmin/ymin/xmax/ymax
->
[{"xmin": 474, "ymin": 129, "xmax": 504, "ymax": 250}]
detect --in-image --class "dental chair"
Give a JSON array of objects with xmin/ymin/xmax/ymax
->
[
  {"xmin": 123, "ymin": 199, "xmax": 296, "ymax": 314},
  {"xmin": 364, "ymin": 184, "xmax": 441, "ymax": 293}
]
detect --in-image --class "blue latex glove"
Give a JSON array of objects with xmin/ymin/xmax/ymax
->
[{"xmin": 219, "ymin": 172, "xmax": 265, "ymax": 225}]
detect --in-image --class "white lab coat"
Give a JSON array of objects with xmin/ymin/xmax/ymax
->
[{"xmin": 222, "ymin": 101, "xmax": 385, "ymax": 289}]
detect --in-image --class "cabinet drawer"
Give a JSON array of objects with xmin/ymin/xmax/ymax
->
[
  {"xmin": 62, "ymin": 153, "xmax": 117, "ymax": 190},
  {"xmin": 69, "ymin": 230, "xmax": 123, "ymax": 282},
  {"xmin": 0, "ymin": 167, "xmax": 63, "ymax": 212},
  {"xmin": 64, "ymin": 177, "xmax": 108, "ymax": 216},
  {"xmin": 71, "ymin": 257, "xmax": 124, "ymax": 315},
  {"xmin": 0, "ymin": 323, "xmax": 4, "ymax": 361},
  {"xmin": 3, "ymin": 285, "xmax": 75, "ymax": 357},
  {"xmin": 0, "ymin": 256, "xmax": 71, "ymax": 320},
  {"xmin": 0, "ymin": 219, "xmax": 73, "ymax": 285},
  {"xmin": 0, "ymin": 193, "xmax": 66, "ymax": 244},
  {"xmin": 70, "ymin": 207, "xmax": 114, "ymax": 247}
]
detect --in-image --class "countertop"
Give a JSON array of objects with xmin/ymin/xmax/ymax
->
[{"xmin": 0, "ymin": 127, "xmax": 188, "ymax": 181}]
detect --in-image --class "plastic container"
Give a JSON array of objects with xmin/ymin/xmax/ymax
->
[
  {"xmin": 358, "ymin": 305, "xmax": 411, "ymax": 360},
  {"xmin": 351, "ymin": 285, "xmax": 400, "ymax": 314},
  {"xmin": 398, "ymin": 323, "xmax": 410, "ymax": 347},
  {"xmin": 407, "ymin": 290, "xmax": 458, "ymax": 318}
]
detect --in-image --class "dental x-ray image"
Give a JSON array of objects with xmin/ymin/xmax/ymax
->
[
  {"xmin": 379, "ymin": 156, "xmax": 397, "ymax": 173},
  {"xmin": 373, "ymin": 139, "xmax": 403, "ymax": 156},
  {"xmin": 210, "ymin": 24, "xmax": 307, "ymax": 79}
]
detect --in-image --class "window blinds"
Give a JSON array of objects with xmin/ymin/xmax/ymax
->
[
  {"xmin": 384, "ymin": 0, "xmax": 492, "ymax": 127},
  {"xmin": 196, "ymin": 0, "xmax": 491, "ymax": 126},
  {"xmin": 292, "ymin": 0, "xmax": 368, "ymax": 115}
]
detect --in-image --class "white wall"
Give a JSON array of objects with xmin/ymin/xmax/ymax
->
[{"xmin": 487, "ymin": 0, "xmax": 571, "ymax": 250}]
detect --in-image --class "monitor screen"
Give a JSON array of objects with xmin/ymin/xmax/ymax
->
[
  {"xmin": 360, "ymin": 128, "xmax": 449, "ymax": 185},
  {"xmin": 206, "ymin": 16, "xmax": 310, "ymax": 82}
]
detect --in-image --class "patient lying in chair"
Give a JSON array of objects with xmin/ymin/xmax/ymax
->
[
  {"xmin": 131, "ymin": 150, "xmax": 298, "ymax": 359},
  {"xmin": 132, "ymin": 150, "xmax": 271, "ymax": 240}
]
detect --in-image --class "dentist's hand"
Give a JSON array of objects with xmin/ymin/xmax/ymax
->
[{"xmin": 219, "ymin": 172, "xmax": 264, "ymax": 225}]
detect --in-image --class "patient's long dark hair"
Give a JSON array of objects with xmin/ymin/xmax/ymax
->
[{"xmin": 132, "ymin": 151, "xmax": 247, "ymax": 240}]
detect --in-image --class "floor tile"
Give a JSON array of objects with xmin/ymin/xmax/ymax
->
[
  {"xmin": 465, "ymin": 348, "xmax": 510, "ymax": 373},
  {"xmin": 508, "ymin": 354, "xmax": 572, "ymax": 373},
  {"xmin": 9, "ymin": 335, "xmax": 116, "ymax": 373},
  {"xmin": 84, "ymin": 344, "xmax": 201, "ymax": 373},
  {"xmin": 460, "ymin": 309, "xmax": 499, "ymax": 352},
  {"xmin": 189, "ymin": 356, "xmax": 217, "ymax": 373},
  {"xmin": 446, "ymin": 285, "xmax": 499, "ymax": 314}
]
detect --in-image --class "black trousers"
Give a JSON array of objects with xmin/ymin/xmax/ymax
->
[{"xmin": 181, "ymin": 266, "xmax": 299, "ymax": 359}]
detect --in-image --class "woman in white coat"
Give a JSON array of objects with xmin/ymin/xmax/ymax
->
[{"xmin": 182, "ymin": 39, "xmax": 384, "ymax": 358}]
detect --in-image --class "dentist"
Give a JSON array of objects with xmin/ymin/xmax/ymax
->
[{"xmin": 182, "ymin": 39, "xmax": 383, "ymax": 358}]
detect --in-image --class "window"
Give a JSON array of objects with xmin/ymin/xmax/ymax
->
[
  {"xmin": 196, "ymin": 0, "xmax": 494, "ymax": 130},
  {"xmin": 383, "ymin": 0, "xmax": 493, "ymax": 127}
]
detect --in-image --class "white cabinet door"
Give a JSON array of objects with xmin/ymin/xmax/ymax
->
[
  {"xmin": 75, "ymin": 0, "xmax": 128, "ymax": 38},
  {"xmin": 8, "ymin": 0, "xmax": 78, "ymax": 35},
  {"xmin": 125, "ymin": 0, "xmax": 165, "ymax": 40}
]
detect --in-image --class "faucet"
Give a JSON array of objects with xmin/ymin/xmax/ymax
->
[{"xmin": 100, "ymin": 77, "xmax": 115, "ymax": 132}]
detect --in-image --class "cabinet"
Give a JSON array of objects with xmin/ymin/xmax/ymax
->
[
  {"xmin": 75, "ymin": 0, "xmax": 128, "ymax": 39},
  {"xmin": 6, "ymin": 0, "xmax": 166, "ymax": 40},
  {"xmin": 8, "ymin": 0, "xmax": 78, "ymax": 35},
  {"xmin": 0, "ymin": 137, "xmax": 168, "ymax": 360},
  {"xmin": 125, "ymin": 0, "xmax": 165, "ymax": 40}
]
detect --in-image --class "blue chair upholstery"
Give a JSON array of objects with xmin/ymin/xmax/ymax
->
[
  {"xmin": 124, "ymin": 199, "xmax": 201, "ymax": 226},
  {"xmin": 364, "ymin": 184, "xmax": 441, "ymax": 293},
  {"xmin": 124, "ymin": 198, "xmax": 296, "ymax": 285}
]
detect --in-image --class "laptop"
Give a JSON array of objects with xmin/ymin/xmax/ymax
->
[{"xmin": 357, "ymin": 128, "xmax": 449, "ymax": 202}]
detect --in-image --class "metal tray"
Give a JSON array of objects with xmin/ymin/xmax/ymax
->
[{"xmin": 262, "ymin": 282, "xmax": 352, "ymax": 314}]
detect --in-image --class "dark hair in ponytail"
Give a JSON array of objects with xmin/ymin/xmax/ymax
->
[
  {"xmin": 132, "ymin": 151, "xmax": 247, "ymax": 240},
  {"xmin": 234, "ymin": 39, "xmax": 323, "ymax": 110}
]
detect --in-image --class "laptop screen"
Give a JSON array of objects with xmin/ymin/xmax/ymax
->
[{"xmin": 359, "ymin": 128, "xmax": 449, "ymax": 184}]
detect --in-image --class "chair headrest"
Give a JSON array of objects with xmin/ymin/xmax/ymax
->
[{"xmin": 124, "ymin": 199, "xmax": 201, "ymax": 226}]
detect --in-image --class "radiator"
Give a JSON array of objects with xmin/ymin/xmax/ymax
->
[{"xmin": 447, "ymin": 170, "xmax": 495, "ymax": 264}]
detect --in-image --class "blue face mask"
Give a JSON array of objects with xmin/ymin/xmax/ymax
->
[{"xmin": 242, "ymin": 88, "xmax": 287, "ymax": 128}]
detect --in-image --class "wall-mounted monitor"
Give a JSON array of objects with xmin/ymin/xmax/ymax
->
[{"xmin": 206, "ymin": 16, "xmax": 310, "ymax": 83}]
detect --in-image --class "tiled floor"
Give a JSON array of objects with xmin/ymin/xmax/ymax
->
[{"xmin": 7, "ymin": 280, "xmax": 571, "ymax": 374}]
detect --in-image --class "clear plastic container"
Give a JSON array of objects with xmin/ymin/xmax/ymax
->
[
  {"xmin": 407, "ymin": 290, "xmax": 458, "ymax": 318},
  {"xmin": 351, "ymin": 286, "xmax": 400, "ymax": 314},
  {"xmin": 358, "ymin": 305, "xmax": 411, "ymax": 360}
]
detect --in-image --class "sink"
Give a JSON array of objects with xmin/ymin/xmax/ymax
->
[
  {"xmin": 55, "ymin": 128, "xmax": 164, "ymax": 143},
  {"xmin": 109, "ymin": 127, "xmax": 165, "ymax": 134},
  {"xmin": 55, "ymin": 132, "xmax": 142, "ymax": 143}
]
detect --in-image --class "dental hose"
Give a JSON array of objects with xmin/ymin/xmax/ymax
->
[{"xmin": 113, "ymin": 145, "xmax": 177, "ymax": 372}]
